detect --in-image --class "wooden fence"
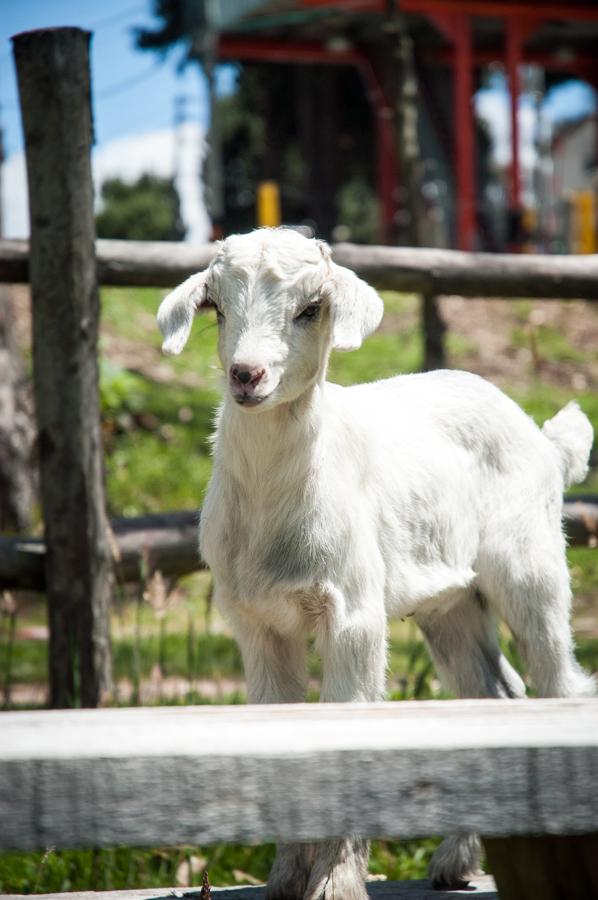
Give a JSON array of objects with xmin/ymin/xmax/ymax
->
[
  {"xmin": 2, "ymin": 698, "xmax": 598, "ymax": 900},
  {"xmin": 3, "ymin": 235, "xmax": 598, "ymax": 296},
  {"xmin": 2, "ymin": 25, "xmax": 598, "ymax": 708},
  {"xmin": 2, "ymin": 26, "xmax": 598, "ymax": 900}
]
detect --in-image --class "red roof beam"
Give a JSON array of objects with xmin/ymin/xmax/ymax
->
[
  {"xmin": 425, "ymin": 47, "xmax": 598, "ymax": 79},
  {"xmin": 298, "ymin": 0, "xmax": 385, "ymax": 10},
  {"xmin": 217, "ymin": 37, "xmax": 365, "ymax": 67},
  {"xmin": 401, "ymin": 0, "xmax": 598, "ymax": 21}
]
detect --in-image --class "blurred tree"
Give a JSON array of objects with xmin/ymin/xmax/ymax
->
[
  {"xmin": 136, "ymin": 2, "xmax": 378, "ymax": 241},
  {"xmin": 96, "ymin": 174, "xmax": 185, "ymax": 241},
  {"xmin": 337, "ymin": 178, "xmax": 379, "ymax": 245}
]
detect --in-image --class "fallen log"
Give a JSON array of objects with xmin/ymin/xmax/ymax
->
[
  {"xmin": 2, "ymin": 238, "xmax": 598, "ymax": 298},
  {"xmin": 0, "ymin": 499, "xmax": 596, "ymax": 592}
]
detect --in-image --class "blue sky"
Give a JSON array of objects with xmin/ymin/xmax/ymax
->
[
  {"xmin": 0, "ymin": 0, "xmax": 236, "ymax": 159},
  {"xmin": 0, "ymin": 0, "xmax": 239, "ymax": 239}
]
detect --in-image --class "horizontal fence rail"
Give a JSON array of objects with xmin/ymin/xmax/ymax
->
[
  {"xmin": 2, "ymin": 238, "xmax": 598, "ymax": 297},
  {"xmin": 0, "ymin": 498, "xmax": 596, "ymax": 590},
  {"xmin": 2, "ymin": 698, "xmax": 598, "ymax": 853},
  {"xmin": 0, "ymin": 511, "xmax": 202, "ymax": 590}
]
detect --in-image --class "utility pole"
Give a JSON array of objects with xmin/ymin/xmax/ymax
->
[{"xmin": 183, "ymin": 0, "xmax": 225, "ymax": 240}]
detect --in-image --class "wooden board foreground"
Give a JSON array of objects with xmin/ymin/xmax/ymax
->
[
  {"xmin": 0, "ymin": 876, "xmax": 498, "ymax": 900},
  {"xmin": 2, "ymin": 699, "xmax": 598, "ymax": 852}
]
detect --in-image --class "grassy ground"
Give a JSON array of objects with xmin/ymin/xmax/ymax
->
[
  {"xmin": 0, "ymin": 839, "xmax": 443, "ymax": 893},
  {"xmin": 2, "ymin": 285, "xmax": 598, "ymax": 891}
]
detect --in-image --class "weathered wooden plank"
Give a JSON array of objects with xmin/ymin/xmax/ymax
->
[
  {"xmin": 0, "ymin": 874, "xmax": 499, "ymax": 900},
  {"xmin": 332, "ymin": 244, "xmax": 598, "ymax": 300},
  {"xmin": 1, "ymin": 237, "xmax": 598, "ymax": 298},
  {"xmin": 1, "ymin": 700, "xmax": 598, "ymax": 852},
  {"xmin": 12, "ymin": 28, "xmax": 113, "ymax": 708}
]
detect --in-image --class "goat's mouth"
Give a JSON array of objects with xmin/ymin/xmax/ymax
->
[{"xmin": 233, "ymin": 393, "xmax": 268, "ymax": 408}]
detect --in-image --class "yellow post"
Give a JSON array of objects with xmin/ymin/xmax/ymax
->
[
  {"xmin": 257, "ymin": 180, "xmax": 281, "ymax": 228},
  {"xmin": 572, "ymin": 191, "xmax": 596, "ymax": 254}
]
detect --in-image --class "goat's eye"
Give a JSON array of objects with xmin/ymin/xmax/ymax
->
[{"xmin": 295, "ymin": 302, "xmax": 321, "ymax": 323}]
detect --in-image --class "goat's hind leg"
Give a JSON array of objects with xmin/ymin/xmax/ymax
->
[
  {"xmin": 417, "ymin": 590, "xmax": 526, "ymax": 702},
  {"xmin": 416, "ymin": 591, "xmax": 525, "ymax": 890},
  {"xmin": 481, "ymin": 552, "xmax": 596, "ymax": 699}
]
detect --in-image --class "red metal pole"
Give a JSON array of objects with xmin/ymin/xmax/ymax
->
[
  {"xmin": 506, "ymin": 15, "xmax": 522, "ymax": 213},
  {"xmin": 377, "ymin": 112, "xmax": 396, "ymax": 244},
  {"xmin": 361, "ymin": 59, "xmax": 399, "ymax": 244},
  {"xmin": 454, "ymin": 12, "xmax": 475, "ymax": 250}
]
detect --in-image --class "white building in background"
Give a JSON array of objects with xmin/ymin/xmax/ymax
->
[
  {"xmin": 2, "ymin": 123, "xmax": 210, "ymax": 244},
  {"xmin": 552, "ymin": 116, "xmax": 597, "ymax": 195},
  {"xmin": 551, "ymin": 116, "xmax": 597, "ymax": 253}
]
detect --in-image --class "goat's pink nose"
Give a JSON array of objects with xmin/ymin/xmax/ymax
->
[{"xmin": 230, "ymin": 364, "xmax": 265, "ymax": 387}]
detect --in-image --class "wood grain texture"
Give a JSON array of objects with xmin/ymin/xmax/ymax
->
[
  {"xmin": 1, "ymin": 238, "xmax": 598, "ymax": 298},
  {"xmin": 0, "ymin": 875, "xmax": 498, "ymax": 900},
  {"xmin": 2, "ymin": 700, "xmax": 597, "ymax": 851},
  {"xmin": 12, "ymin": 28, "xmax": 113, "ymax": 707}
]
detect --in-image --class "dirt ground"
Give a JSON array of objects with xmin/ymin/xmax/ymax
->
[
  {"xmin": 441, "ymin": 296, "xmax": 598, "ymax": 390},
  {"xmin": 8, "ymin": 284, "xmax": 598, "ymax": 390}
]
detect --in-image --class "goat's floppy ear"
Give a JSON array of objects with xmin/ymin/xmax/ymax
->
[
  {"xmin": 327, "ymin": 262, "xmax": 384, "ymax": 352},
  {"xmin": 157, "ymin": 271, "xmax": 209, "ymax": 355}
]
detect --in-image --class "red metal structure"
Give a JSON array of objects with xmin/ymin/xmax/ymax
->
[{"xmin": 213, "ymin": 1, "xmax": 598, "ymax": 249}]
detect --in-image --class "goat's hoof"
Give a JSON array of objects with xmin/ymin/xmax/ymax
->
[
  {"xmin": 304, "ymin": 884, "xmax": 368, "ymax": 900},
  {"xmin": 266, "ymin": 884, "xmax": 305, "ymax": 900},
  {"xmin": 428, "ymin": 834, "xmax": 481, "ymax": 892},
  {"xmin": 432, "ymin": 877, "xmax": 471, "ymax": 891}
]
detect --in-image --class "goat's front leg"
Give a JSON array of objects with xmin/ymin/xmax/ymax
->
[
  {"xmin": 233, "ymin": 616, "xmax": 308, "ymax": 705},
  {"xmin": 231, "ymin": 616, "xmax": 311, "ymax": 900},
  {"xmin": 317, "ymin": 600, "xmax": 387, "ymax": 704},
  {"xmin": 297, "ymin": 596, "xmax": 387, "ymax": 900}
]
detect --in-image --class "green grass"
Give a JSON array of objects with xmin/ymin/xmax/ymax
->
[
  {"xmin": 511, "ymin": 322, "xmax": 588, "ymax": 365},
  {"xmin": 0, "ymin": 839, "xmax": 443, "ymax": 893},
  {"xmin": 98, "ymin": 285, "xmax": 598, "ymax": 511},
  {"xmin": 100, "ymin": 285, "xmax": 221, "ymax": 516}
]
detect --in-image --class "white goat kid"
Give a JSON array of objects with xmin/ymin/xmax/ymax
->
[{"xmin": 158, "ymin": 227, "xmax": 595, "ymax": 898}]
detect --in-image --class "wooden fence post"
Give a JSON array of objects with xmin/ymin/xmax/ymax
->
[
  {"xmin": 422, "ymin": 292, "xmax": 446, "ymax": 371},
  {"xmin": 13, "ymin": 28, "xmax": 113, "ymax": 707}
]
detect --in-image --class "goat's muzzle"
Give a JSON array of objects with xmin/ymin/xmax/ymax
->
[{"xmin": 230, "ymin": 364, "xmax": 268, "ymax": 406}]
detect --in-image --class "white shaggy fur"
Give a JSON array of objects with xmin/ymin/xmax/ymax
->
[{"xmin": 158, "ymin": 227, "xmax": 595, "ymax": 897}]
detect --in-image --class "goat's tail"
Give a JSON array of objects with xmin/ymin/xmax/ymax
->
[{"xmin": 542, "ymin": 401, "xmax": 593, "ymax": 488}]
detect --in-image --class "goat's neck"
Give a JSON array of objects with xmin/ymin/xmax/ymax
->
[{"xmin": 216, "ymin": 384, "xmax": 323, "ymax": 486}]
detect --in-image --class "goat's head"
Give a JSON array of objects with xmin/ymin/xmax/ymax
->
[{"xmin": 157, "ymin": 228, "xmax": 383, "ymax": 411}]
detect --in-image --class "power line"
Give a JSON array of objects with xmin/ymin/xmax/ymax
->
[
  {"xmin": 95, "ymin": 63, "xmax": 162, "ymax": 100},
  {"xmin": 0, "ymin": 4, "xmax": 149, "ymax": 68},
  {"xmin": 90, "ymin": 4, "xmax": 148, "ymax": 32}
]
